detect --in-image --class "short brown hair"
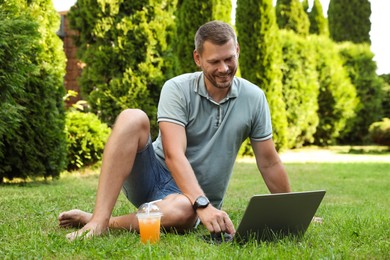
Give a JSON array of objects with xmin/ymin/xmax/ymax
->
[{"xmin": 194, "ymin": 21, "xmax": 237, "ymax": 54}]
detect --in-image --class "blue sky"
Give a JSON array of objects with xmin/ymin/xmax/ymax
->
[{"xmin": 54, "ymin": 0, "xmax": 389, "ymax": 75}]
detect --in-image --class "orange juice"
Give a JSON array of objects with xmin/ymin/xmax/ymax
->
[{"xmin": 138, "ymin": 214, "xmax": 161, "ymax": 244}]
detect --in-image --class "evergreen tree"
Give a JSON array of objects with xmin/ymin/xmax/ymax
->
[
  {"xmin": 280, "ymin": 30, "xmax": 319, "ymax": 148},
  {"xmin": 379, "ymin": 74, "xmax": 390, "ymax": 118},
  {"xmin": 337, "ymin": 43, "xmax": 383, "ymax": 143},
  {"xmin": 275, "ymin": 0, "xmax": 310, "ymax": 36},
  {"xmin": 0, "ymin": 0, "xmax": 67, "ymax": 181},
  {"xmin": 236, "ymin": 0, "xmax": 288, "ymax": 150},
  {"xmin": 312, "ymin": 35, "xmax": 359, "ymax": 145},
  {"xmin": 302, "ymin": 0, "xmax": 309, "ymax": 12},
  {"xmin": 68, "ymin": 0, "xmax": 177, "ymax": 136},
  {"xmin": 308, "ymin": 0, "xmax": 328, "ymax": 35},
  {"xmin": 328, "ymin": 0, "xmax": 371, "ymax": 43},
  {"xmin": 174, "ymin": 0, "xmax": 232, "ymax": 74}
]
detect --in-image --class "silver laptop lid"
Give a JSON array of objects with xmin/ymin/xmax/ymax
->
[{"xmin": 235, "ymin": 190, "xmax": 326, "ymax": 242}]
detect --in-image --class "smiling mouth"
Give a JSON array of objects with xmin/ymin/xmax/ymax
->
[{"xmin": 216, "ymin": 73, "xmax": 231, "ymax": 80}]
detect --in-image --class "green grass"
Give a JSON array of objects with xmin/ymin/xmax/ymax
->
[{"xmin": 1, "ymin": 162, "xmax": 389, "ymax": 259}]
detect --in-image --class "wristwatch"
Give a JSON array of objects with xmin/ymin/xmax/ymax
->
[{"xmin": 193, "ymin": 195, "xmax": 210, "ymax": 211}]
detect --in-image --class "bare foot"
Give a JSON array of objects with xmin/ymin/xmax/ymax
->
[{"xmin": 58, "ymin": 209, "xmax": 92, "ymax": 228}]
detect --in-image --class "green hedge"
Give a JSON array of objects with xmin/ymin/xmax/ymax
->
[
  {"xmin": 379, "ymin": 74, "xmax": 390, "ymax": 118},
  {"xmin": 280, "ymin": 30, "xmax": 319, "ymax": 148},
  {"xmin": 0, "ymin": 0, "xmax": 67, "ymax": 181},
  {"xmin": 337, "ymin": 43, "xmax": 383, "ymax": 143},
  {"xmin": 67, "ymin": 0, "xmax": 177, "ymax": 138},
  {"xmin": 65, "ymin": 111, "xmax": 111, "ymax": 171},
  {"xmin": 236, "ymin": 0, "xmax": 288, "ymax": 151},
  {"xmin": 0, "ymin": 13, "xmax": 39, "ymax": 162},
  {"xmin": 311, "ymin": 35, "xmax": 359, "ymax": 145}
]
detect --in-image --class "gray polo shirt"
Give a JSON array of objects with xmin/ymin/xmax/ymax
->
[{"xmin": 153, "ymin": 72, "xmax": 272, "ymax": 208}]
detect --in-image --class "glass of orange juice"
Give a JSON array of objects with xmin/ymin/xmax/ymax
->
[{"xmin": 136, "ymin": 202, "xmax": 162, "ymax": 244}]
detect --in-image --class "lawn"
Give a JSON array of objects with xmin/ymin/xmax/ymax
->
[{"xmin": 0, "ymin": 161, "xmax": 389, "ymax": 259}]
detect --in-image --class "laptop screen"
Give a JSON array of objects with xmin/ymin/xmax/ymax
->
[{"xmin": 235, "ymin": 190, "xmax": 326, "ymax": 242}]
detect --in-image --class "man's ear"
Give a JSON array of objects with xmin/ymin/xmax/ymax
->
[
  {"xmin": 193, "ymin": 50, "xmax": 201, "ymax": 67},
  {"xmin": 236, "ymin": 43, "xmax": 240, "ymax": 57}
]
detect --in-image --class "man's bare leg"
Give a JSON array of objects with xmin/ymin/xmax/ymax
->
[
  {"xmin": 59, "ymin": 194, "xmax": 198, "ymax": 240},
  {"xmin": 59, "ymin": 109, "xmax": 151, "ymax": 240}
]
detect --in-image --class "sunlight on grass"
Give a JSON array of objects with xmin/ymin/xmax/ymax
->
[{"xmin": 0, "ymin": 158, "xmax": 389, "ymax": 258}]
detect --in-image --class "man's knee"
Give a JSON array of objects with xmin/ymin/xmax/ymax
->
[
  {"xmin": 117, "ymin": 109, "xmax": 149, "ymax": 128},
  {"xmin": 114, "ymin": 109, "xmax": 150, "ymax": 136},
  {"xmin": 159, "ymin": 194, "xmax": 197, "ymax": 231}
]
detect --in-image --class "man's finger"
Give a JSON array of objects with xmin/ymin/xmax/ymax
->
[{"xmin": 224, "ymin": 215, "xmax": 236, "ymax": 235}]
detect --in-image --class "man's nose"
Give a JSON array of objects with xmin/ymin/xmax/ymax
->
[{"xmin": 217, "ymin": 62, "xmax": 229, "ymax": 73}]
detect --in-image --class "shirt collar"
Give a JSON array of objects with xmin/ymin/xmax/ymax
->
[{"xmin": 194, "ymin": 72, "xmax": 238, "ymax": 102}]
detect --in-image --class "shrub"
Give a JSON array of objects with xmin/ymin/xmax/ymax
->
[
  {"xmin": 67, "ymin": 0, "xmax": 177, "ymax": 138},
  {"xmin": 328, "ymin": 0, "xmax": 371, "ymax": 44},
  {"xmin": 174, "ymin": 0, "xmax": 232, "ymax": 74},
  {"xmin": 236, "ymin": 0, "xmax": 288, "ymax": 151},
  {"xmin": 280, "ymin": 30, "xmax": 319, "ymax": 148},
  {"xmin": 311, "ymin": 35, "xmax": 359, "ymax": 145},
  {"xmin": 275, "ymin": 0, "xmax": 310, "ymax": 36},
  {"xmin": 0, "ymin": 0, "xmax": 67, "ymax": 181},
  {"xmin": 368, "ymin": 118, "xmax": 390, "ymax": 146},
  {"xmin": 65, "ymin": 111, "xmax": 111, "ymax": 170},
  {"xmin": 337, "ymin": 42, "xmax": 383, "ymax": 144},
  {"xmin": 0, "ymin": 12, "xmax": 39, "ymax": 163},
  {"xmin": 379, "ymin": 74, "xmax": 390, "ymax": 118}
]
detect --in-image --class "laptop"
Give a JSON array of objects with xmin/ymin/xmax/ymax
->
[{"xmin": 233, "ymin": 190, "xmax": 326, "ymax": 243}]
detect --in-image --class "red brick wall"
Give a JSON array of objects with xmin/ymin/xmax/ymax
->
[{"xmin": 59, "ymin": 11, "xmax": 83, "ymax": 107}]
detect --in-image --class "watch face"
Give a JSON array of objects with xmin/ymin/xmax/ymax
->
[{"xmin": 198, "ymin": 196, "xmax": 208, "ymax": 206}]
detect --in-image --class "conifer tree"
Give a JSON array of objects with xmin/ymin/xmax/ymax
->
[
  {"xmin": 0, "ymin": 0, "xmax": 67, "ymax": 180},
  {"xmin": 275, "ymin": 0, "xmax": 310, "ymax": 36},
  {"xmin": 338, "ymin": 43, "xmax": 383, "ymax": 143},
  {"xmin": 308, "ymin": 0, "xmax": 328, "ymax": 35},
  {"xmin": 236, "ymin": 0, "xmax": 288, "ymax": 150},
  {"xmin": 174, "ymin": 0, "xmax": 232, "ymax": 74},
  {"xmin": 302, "ymin": 0, "xmax": 309, "ymax": 12},
  {"xmin": 68, "ymin": 0, "xmax": 177, "ymax": 136},
  {"xmin": 328, "ymin": 0, "xmax": 371, "ymax": 43}
]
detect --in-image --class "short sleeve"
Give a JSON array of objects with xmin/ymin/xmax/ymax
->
[
  {"xmin": 250, "ymin": 91, "xmax": 273, "ymax": 141},
  {"xmin": 157, "ymin": 79, "xmax": 188, "ymax": 127}
]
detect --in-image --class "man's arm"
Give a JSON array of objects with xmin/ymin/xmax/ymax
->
[
  {"xmin": 251, "ymin": 138, "xmax": 291, "ymax": 193},
  {"xmin": 159, "ymin": 121, "xmax": 235, "ymax": 234}
]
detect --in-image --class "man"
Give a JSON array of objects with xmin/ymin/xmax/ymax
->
[{"xmin": 58, "ymin": 20, "xmax": 290, "ymax": 240}]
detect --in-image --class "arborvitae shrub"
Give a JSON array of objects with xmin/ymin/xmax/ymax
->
[
  {"xmin": 328, "ymin": 0, "xmax": 371, "ymax": 44},
  {"xmin": 236, "ymin": 0, "xmax": 288, "ymax": 151},
  {"xmin": 275, "ymin": 0, "xmax": 310, "ymax": 36},
  {"xmin": 337, "ymin": 42, "xmax": 383, "ymax": 144},
  {"xmin": 0, "ymin": 13, "xmax": 39, "ymax": 164},
  {"xmin": 280, "ymin": 30, "xmax": 319, "ymax": 148},
  {"xmin": 311, "ymin": 35, "xmax": 359, "ymax": 145},
  {"xmin": 68, "ymin": 0, "xmax": 177, "ymax": 138},
  {"xmin": 379, "ymin": 74, "xmax": 390, "ymax": 118},
  {"xmin": 0, "ymin": 0, "xmax": 67, "ymax": 181},
  {"xmin": 368, "ymin": 118, "xmax": 390, "ymax": 146},
  {"xmin": 65, "ymin": 111, "xmax": 111, "ymax": 170},
  {"xmin": 174, "ymin": 0, "xmax": 232, "ymax": 74},
  {"xmin": 307, "ymin": 0, "xmax": 328, "ymax": 35}
]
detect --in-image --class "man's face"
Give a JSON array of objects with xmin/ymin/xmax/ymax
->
[{"xmin": 194, "ymin": 39, "xmax": 239, "ymax": 90}]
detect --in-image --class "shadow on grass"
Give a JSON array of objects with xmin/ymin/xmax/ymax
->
[
  {"xmin": 0, "ymin": 177, "xmax": 59, "ymax": 187},
  {"xmin": 335, "ymin": 146, "xmax": 390, "ymax": 155}
]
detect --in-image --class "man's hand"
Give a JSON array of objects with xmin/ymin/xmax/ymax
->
[
  {"xmin": 65, "ymin": 220, "xmax": 108, "ymax": 241},
  {"xmin": 196, "ymin": 205, "xmax": 235, "ymax": 235}
]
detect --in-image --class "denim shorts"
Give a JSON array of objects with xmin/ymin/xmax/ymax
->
[{"xmin": 121, "ymin": 137, "xmax": 181, "ymax": 208}]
